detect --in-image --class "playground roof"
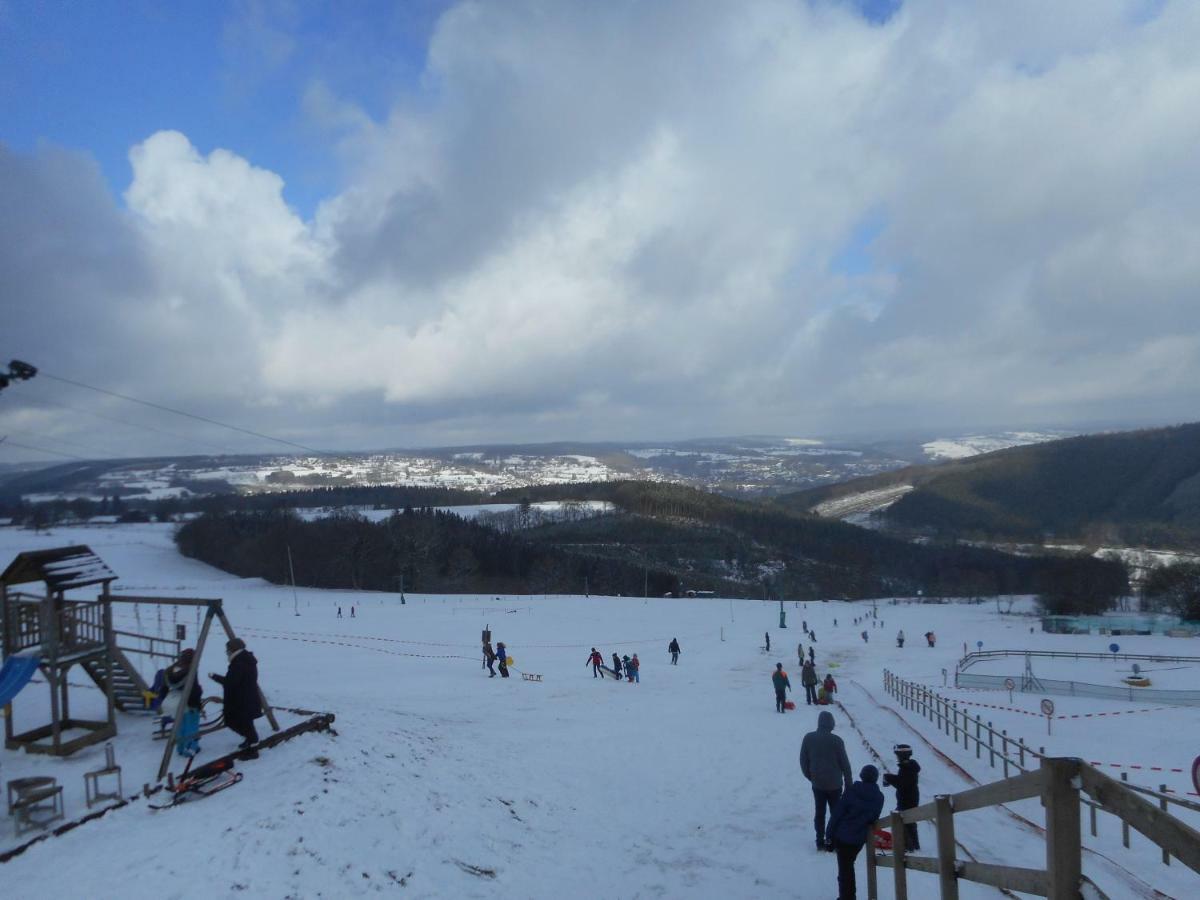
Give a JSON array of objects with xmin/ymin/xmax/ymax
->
[{"xmin": 1, "ymin": 545, "xmax": 118, "ymax": 591}]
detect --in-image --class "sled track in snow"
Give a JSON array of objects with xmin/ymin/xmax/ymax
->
[{"xmin": 843, "ymin": 681, "xmax": 1173, "ymax": 900}]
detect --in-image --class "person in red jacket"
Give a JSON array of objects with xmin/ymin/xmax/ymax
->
[
  {"xmin": 586, "ymin": 648, "xmax": 604, "ymax": 678},
  {"xmin": 823, "ymin": 673, "xmax": 838, "ymax": 699}
]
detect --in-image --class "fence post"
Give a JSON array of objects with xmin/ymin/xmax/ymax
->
[
  {"xmin": 866, "ymin": 827, "xmax": 878, "ymax": 900},
  {"xmin": 975, "ymin": 715, "xmax": 982, "ymax": 759},
  {"xmin": 1160, "ymin": 785, "xmax": 1170, "ymax": 865},
  {"xmin": 1089, "ymin": 800, "xmax": 1097, "ymax": 837},
  {"xmin": 1120, "ymin": 773, "xmax": 1130, "ymax": 848},
  {"xmin": 962, "ymin": 707, "xmax": 969, "ymax": 750},
  {"xmin": 988, "ymin": 722, "xmax": 995, "ymax": 768},
  {"xmin": 1002, "ymin": 730, "xmax": 1009, "ymax": 778},
  {"xmin": 935, "ymin": 795, "xmax": 959, "ymax": 900},
  {"xmin": 1042, "ymin": 758, "xmax": 1082, "ymax": 900},
  {"xmin": 1019, "ymin": 738, "xmax": 1026, "ymax": 770},
  {"xmin": 891, "ymin": 810, "xmax": 908, "ymax": 900}
]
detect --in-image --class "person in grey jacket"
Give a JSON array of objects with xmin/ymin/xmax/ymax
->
[{"xmin": 799, "ymin": 710, "xmax": 853, "ymax": 851}]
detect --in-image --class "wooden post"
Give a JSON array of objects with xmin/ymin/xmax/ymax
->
[
  {"xmin": 891, "ymin": 810, "xmax": 908, "ymax": 900},
  {"xmin": 1019, "ymin": 739, "xmax": 1026, "ymax": 770},
  {"xmin": 214, "ymin": 603, "xmax": 280, "ymax": 732},
  {"xmin": 975, "ymin": 716, "xmax": 982, "ymax": 759},
  {"xmin": 866, "ymin": 828, "xmax": 879, "ymax": 900},
  {"xmin": 988, "ymin": 722, "xmax": 995, "ymax": 767},
  {"xmin": 158, "ymin": 606, "xmax": 215, "ymax": 781},
  {"xmin": 1002, "ymin": 731, "xmax": 1009, "ymax": 778},
  {"xmin": 103, "ymin": 582, "xmax": 116, "ymax": 731},
  {"xmin": 1089, "ymin": 800, "xmax": 1097, "ymax": 837},
  {"xmin": 1042, "ymin": 758, "xmax": 1082, "ymax": 900},
  {"xmin": 935, "ymin": 795, "xmax": 959, "ymax": 900}
]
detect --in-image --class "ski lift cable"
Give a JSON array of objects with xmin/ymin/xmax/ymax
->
[
  {"xmin": 18, "ymin": 390, "xmax": 244, "ymax": 455},
  {"xmin": 0, "ymin": 436, "xmax": 88, "ymax": 460},
  {"xmin": 3, "ymin": 425, "xmax": 129, "ymax": 460},
  {"xmin": 39, "ymin": 371, "xmax": 324, "ymax": 455}
]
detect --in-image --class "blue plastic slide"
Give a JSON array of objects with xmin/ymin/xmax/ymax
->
[{"xmin": 0, "ymin": 654, "xmax": 40, "ymax": 706}]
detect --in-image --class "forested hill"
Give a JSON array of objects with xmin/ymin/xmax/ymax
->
[
  {"xmin": 777, "ymin": 423, "xmax": 1200, "ymax": 549},
  {"xmin": 176, "ymin": 480, "xmax": 1123, "ymax": 600}
]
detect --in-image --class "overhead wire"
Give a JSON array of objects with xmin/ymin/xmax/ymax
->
[
  {"xmin": 15, "ymin": 391, "xmax": 244, "ymax": 455},
  {"xmin": 0, "ymin": 436, "xmax": 87, "ymax": 461},
  {"xmin": 39, "ymin": 371, "xmax": 323, "ymax": 455}
]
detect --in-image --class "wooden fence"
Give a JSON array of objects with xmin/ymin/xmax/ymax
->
[
  {"xmin": 882, "ymin": 670, "xmax": 1200, "ymax": 861},
  {"xmin": 865, "ymin": 757, "xmax": 1200, "ymax": 899}
]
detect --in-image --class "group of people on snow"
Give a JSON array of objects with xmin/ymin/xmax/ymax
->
[
  {"xmin": 153, "ymin": 638, "xmax": 266, "ymax": 759},
  {"xmin": 483, "ymin": 639, "xmax": 509, "ymax": 677},
  {"xmin": 800, "ymin": 710, "xmax": 921, "ymax": 899},
  {"xmin": 585, "ymin": 648, "xmax": 644, "ymax": 682},
  {"xmin": 773, "ymin": 660, "xmax": 837, "ymax": 710}
]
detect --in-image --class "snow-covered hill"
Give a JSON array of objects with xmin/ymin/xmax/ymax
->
[{"xmin": 1, "ymin": 524, "xmax": 1195, "ymax": 898}]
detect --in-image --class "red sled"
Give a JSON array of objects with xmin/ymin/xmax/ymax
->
[
  {"xmin": 873, "ymin": 828, "xmax": 893, "ymax": 851},
  {"xmin": 784, "ymin": 700, "xmax": 796, "ymax": 710}
]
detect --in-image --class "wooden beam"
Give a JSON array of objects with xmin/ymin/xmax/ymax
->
[
  {"xmin": 213, "ymin": 606, "xmax": 280, "ymax": 732},
  {"xmin": 1079, "ymin": 764, "xmax": 1200, "ymax": 874},
  {"xmin": 957, "ymin": 861, "xmax": 1048, "ymax": 896},
  {"xmin": 891, "ymin": 810, "xmax": 908, "ymax": 900},
  {"xmin": 1042, "ymin": 758, "xmax": 1082, "ymax": 900},
  {"xmin": 157, "ymin": 607, "xmax": 215, "ymax": 781},
  {"xmin": 935, "ymin": 796, "xmax": 959, "ymax": 900},
  {"xmin": 109, "ymin": 595, "xmax": 222, "ymax": 607},
  {"xmin": 951, "ymin": 768, "xmax": 1044, "ymax": 813},
  {"xmin": 875, "ymin": 854, "xmax": 939, "ymax": 875}
]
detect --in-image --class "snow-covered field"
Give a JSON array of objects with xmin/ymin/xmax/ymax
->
[{"xmin": 0, "ymin": 524, "xmax": 1197, "ymax": 898}]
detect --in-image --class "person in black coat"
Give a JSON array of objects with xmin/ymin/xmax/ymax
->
[
  {"xmin": 882, "ymin": 744, "xmax": 921, "ymax": 850},
  {"xmin": 668, "ymin": 638, "xmax": 681, "ymax": 665},
  {"xmin": 210, "ymin": 638, "xmax": 264, "ymax": 754}
]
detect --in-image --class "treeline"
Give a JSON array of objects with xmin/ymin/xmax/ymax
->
[
  {"xmin": 0, "ymin": 484, "xmax": 483, "ymax": 527},
  {"xmin": 175, "ymin": 481, "xmax": 1129, "ymax": 601},
  {"xmin": 175, "ymin": 508, "xmax": 683, "ymax": 597}
]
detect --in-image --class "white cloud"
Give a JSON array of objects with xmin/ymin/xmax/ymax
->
[{"xmin": 5, "ymin": 0, "xmax": 1200, "ymax": 459}]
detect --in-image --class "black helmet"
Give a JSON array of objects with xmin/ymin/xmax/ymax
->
[{"xmin": 893, "ymin": 743, "xmax": 913, "ymax": 759}]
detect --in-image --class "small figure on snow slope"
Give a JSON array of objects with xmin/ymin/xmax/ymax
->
[
  {"xmin": 668, "ymin": 637, "xmax": 681, "ymax": 665},
  {"xmin": 587, "ymin": 647, "xmax": 604, "ymax": 678},
  {"xmin": 800, "ymin": 658, "xmax": 819, "ymax": 705},
  {"xmin": 772, "ymin": 662, "xmax": 791, "ymax": 713}
]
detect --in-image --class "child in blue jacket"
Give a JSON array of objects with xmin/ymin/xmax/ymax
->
[{"xmin": 826, "ymin": 765, "xmax": 885, "ymax": 900}]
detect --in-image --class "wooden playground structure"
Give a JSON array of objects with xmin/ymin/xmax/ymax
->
[{"xmin": 1, "ymin": 545, "xmax": 277, "ymax": 780}]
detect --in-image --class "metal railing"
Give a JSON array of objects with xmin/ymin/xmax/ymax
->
[{"xmin": 957, "ymin": 648, "xmax": 1200, "ymax": 673}]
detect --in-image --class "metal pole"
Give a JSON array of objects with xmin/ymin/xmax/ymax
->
[{"xmin": 287, "ymin": 545, "xmax": 300, "ymax": 617}]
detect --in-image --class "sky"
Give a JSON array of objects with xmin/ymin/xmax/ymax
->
[{"xmin": 2, "ymin": 0, "xmax": 1199, "ymax": 463}]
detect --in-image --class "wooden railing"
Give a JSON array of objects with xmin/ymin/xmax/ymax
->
[
  {"xmin": 1, "ymin": 591, "xmax": 43, "ymax": 654},
  {"xmin": 866, "ymin": 757, "xmax": 1200, "ymax": 899},
  {"xmin": 57, "ymin": 601, "xmax": 105, "ymax": 650},
  {"xmin": 111, "ymin": 629, "xmax": 180, "ymax": 662},
  {"xmin": 883, "ymin": 670, "xmax": 1200, "ymax": 860}
]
